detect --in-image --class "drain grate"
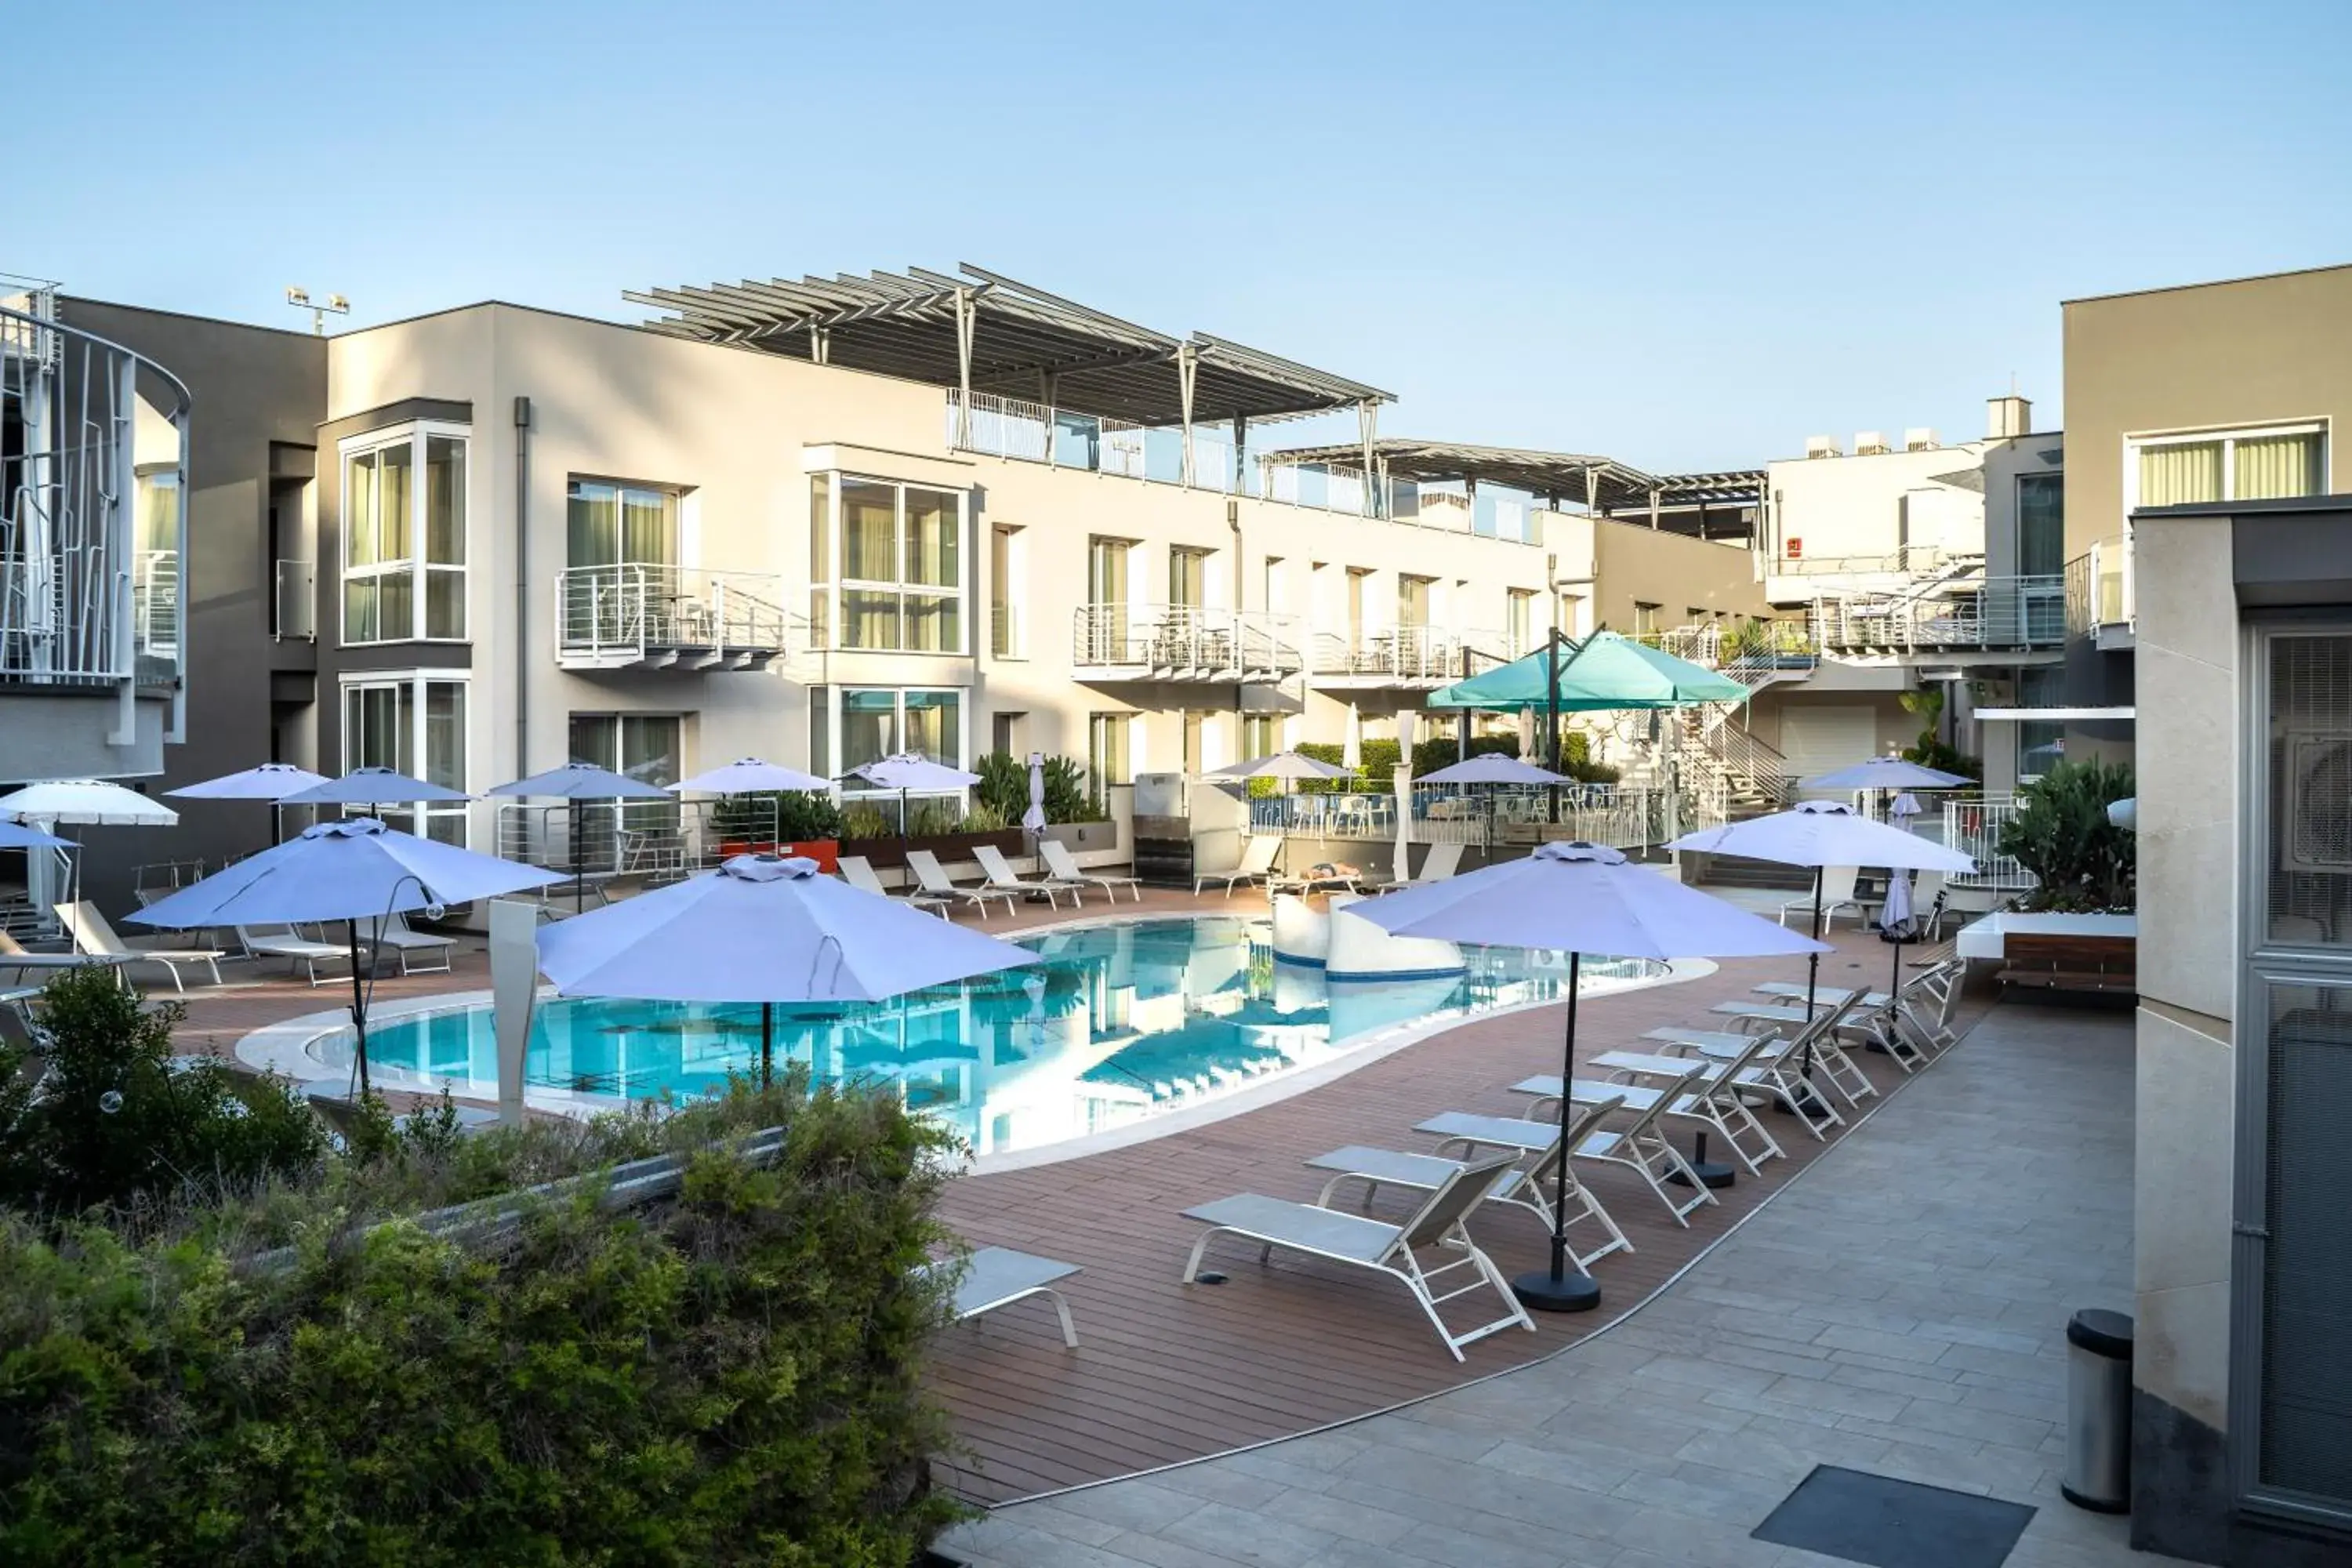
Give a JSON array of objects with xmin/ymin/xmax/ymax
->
[{"xmin": 1751, "ymin": 1465, "xmax": 2037, "ymax": 1568}]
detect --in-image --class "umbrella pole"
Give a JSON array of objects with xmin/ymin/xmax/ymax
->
[
  {"xmin": 1513, "ymin": 950, "xmax": 1599, "ymax": 1314},
  {"xmin": 761, "ymin": 1001, "xmax": 774, "ymax": 1090},
  {"xmin": 347, "ymin": 917, "xmax": 371, "ymax": 1099}
]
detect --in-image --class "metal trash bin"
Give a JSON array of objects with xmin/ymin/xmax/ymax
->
[{"xmin": 2063, "ymin": 1308, "xmax": 2135, "ymax": 1512}]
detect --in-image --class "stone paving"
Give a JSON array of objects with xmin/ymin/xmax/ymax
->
[{"xmin": 942, "ymin": 1000, "xmax": 2185, "ymax": 1568}]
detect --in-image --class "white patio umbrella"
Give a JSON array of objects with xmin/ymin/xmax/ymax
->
[
  {"xmin": 166, "ymin": 762, "xmax": 334, "ymax": 846},
  {"xmin": 129, "ymin": 818, "xmax": 563, "ymax": 1096},
  {"xmin": 1021, "ymin": 751, "xmax": 1049, "ymax": 837},
  {"xmin": 1670, "ymin": 802, "xmax": 1976, "ymax": 1064},
  {"xmin": 0, "ymin": 779, "xmax": 180, "ymax": 906},
  {"xmin": 2107, "ymin": 797, "xmax": 2137, "ymax": 830},
  {"xmin": 487, "ymin": 761, "xmax": 673, "ymax": 913},
  {"xmin": 1354, "ymin": 840, "xmax": 1826, "ymax": 1312},
  {"xmin": 281, "ymin": 766, "xmax": 471, "ymax": 810},
  {"xmin": 535, "ymin": 853, "xmax": 1036, "ymax": 1089},
  {"xmin": 1889, "ymin": 792, "xmax": 1924, "ymax": 828},
  {"xmin": 668, "ymin": 757, "xmax": 833, "ymax": 796},
  {"xmin": 0, "ymin": 820, "xmax": 74, "ymax": 851},
  {"xmin": 848, "ymin": 753, "xmax": 982, "ymax": 837},
  {"xmin": 1804, "ymin": 754, "xmax": 1970, "ymax": 821},
  {"xmin": 1416, "ymin": 753, "xmax": 1573, "ymax": 786},
  {"xmin": 1212, "ymin": 751, "xmax": 1354, "ymax": 879}
]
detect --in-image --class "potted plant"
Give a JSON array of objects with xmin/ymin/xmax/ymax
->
[
  {"xmin": 1998, "ymin": 758, "xmax": 2136, "ymax": 913},
  {"xmin": 710, "ymin": 791, "xmax": 844, "ymax": 873}
]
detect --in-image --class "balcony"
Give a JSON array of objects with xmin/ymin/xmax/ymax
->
[
  {"xmin": 2064, "ymin": 535, "xmax": 2133, "ymax": 651},
  {"xmin": 1808, "ymin": 574, "xmax": 2065, "ymax": 659},
  {"xmin": 555, "ymin": 563, "xmax": 787, "ymax": 671},
  {"xmin": 1306, "ymin": 625, "xmax": 1490, "ymax": 689},
  {"xmin": 1072, "ymin": 603, "xmax": 1301, "ymax": 684}
]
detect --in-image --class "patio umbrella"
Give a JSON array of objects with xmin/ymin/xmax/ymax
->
[
  {"xmin": 1021, "ymin": 752, "xmax": 1048, "ymax": 837},
  {"xmin": 1353, "ymin": 840, "xmax": 1825, "ymax": 1312},
  {"xmin": 1803, "ymin": 754, "xmax": 1969, "ymax": 820},
  {"xmin": 1213, "ymin": 751, "xmax": 1354, "ymax": 880},
  {"xmin": 487, "ymin": 761, "xmax": 673, "ymax": 913},
  {"xmin": 128, "ymin": 818, "xmax": 563, "ymax": 1096},
  {"xmin": 1875, "ymin": 864, "xmax": 1919, "ymax": 1004},
  {"xmin": 0, "ymin": 779, "xmax": 180, "ymax": 905},
  {"xmin": 535, "ymin": 853, "xmax": 1036, "ymax": 1089},
  {"xmin": 1418, "ymin": 752, "xmax": 1573, "ymax": 849},
  {"xmin": 1889, "ymin": 792, "xmax": 1924, "ymax": 828},
  {"xmin": 848, "ymin": 753, "xmax": 982, "ymax": 837},
  {"xmin": 166, "ymin": 762, "xmax": 333, "ymax": 846},
  {"xmin": 669, "ymin": 757, "xmax": 833, "ymax": 795},
  {"xmin": 0, "ymin": 820, "xmax": 74, "ymax": 851},
  {"xmin": 2107, "ymin": 797, "xmax": 2137, "ymax": 830},
  {"xmin": 1428, "ymin": 630, "xmax": 1748, "ymax": 712},
  {"xmin": 1392, "ymin": 712, "xmax": 1417, "ymax": 886},
  {"xmin": 1516, "ymin": 706, "xmax": 1536, "ymax": 762},
  {"xmin": 1670, "ymin": 803, "xmax": 1976, "ymax": 1068}
]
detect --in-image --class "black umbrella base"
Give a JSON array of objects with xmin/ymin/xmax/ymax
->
[
  {"xmin": 1668, "ymin": 1160, "xmax": 1738, "ymax": 1191},
  {"xmin": 1512, "ymin": 1269, "xmax": 1602, "ymax": 1313}
]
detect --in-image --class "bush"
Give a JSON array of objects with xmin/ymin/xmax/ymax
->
[
  {"xmin": 0, "ymin": 967, "xmax": 325, "ymax": 1216},
  {"xmin": 1285, "ymin": 729, "xmax": 1613, "ymax": 793},
  {"xmin": 710, "ymin": 789, "xmax": 844, "ymax": 845},
  {"xmin": 1999, "ymin": 757, "xmax": 2136, "ymax": 912},
  {"xmin": 840, "ymin": 802, "xmax": 895, "ymax": 840},
  {"xmin": 0, "ymin": 1074, "xmax": 965, "ymax": 1565},
  {"xmin": 972, "ymin": 752, "xmax": 1100, "ymax": 824}
]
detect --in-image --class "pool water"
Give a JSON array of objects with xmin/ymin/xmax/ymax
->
[{"xmin": 358, "ymin": 917, "xmax": 1663, "ymax": 1156}]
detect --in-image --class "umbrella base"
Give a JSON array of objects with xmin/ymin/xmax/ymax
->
[
  {"xmin": 1512, "ymin": 1269, "xmax": 1601, "ymax": 1313},
  {"xmin": 1667, "ymin": 1160, "xmax": 1738, "ymax": 1191}
]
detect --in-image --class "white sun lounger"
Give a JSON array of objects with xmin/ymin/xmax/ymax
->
[
  {"xmin": 973, "ymin": 844, "xmax": 1074, "ymax": 909},
  {"xmin": 837, "ymin": 855, "xmax": 952, "ymax": 918},
  {"xmin": 0, "ymin": 928, "xmax": 124, "ymax": 986},
  {"xmin": 919, "ymin": 1245, "xmax": 1082, "ymax": 1348},
  {"xmin": 56, "ymin": 901, "xmax": 223, "ymax": 992},
  {"xmin": 1181, "ymin": 1152, "xmax": 1534, "ymax": 1361},
  {"xmin": 358, "ymin": 911, "xmax": 456, "ymax": 976},
  {"xmin": 1522, "ymin": 1032, "xmax": 1788, "ymax": 1176},
  {"xmin": 1195, "ymin": 834, "xmax": 1280, "ymax": 897},
  {"xmin": 1040, "ymin": 838, "xmax": 1141, "ymax": 904},
  {"xmin": 1420, "ymin": 1075, "xmax": 1721, "ymax": 1228},
  {"xmin": 1305, "ymin": 1092, "xmax": 1632, "ymax": 1272},
  {"xmin": 236, "ymin": 924, "xmax": 352, "ymax": 986},
  {"xmin": 906, "ymin": 850, "xmax": 1017, "ymax": 917},
  {"xmin": 1372, "ymin": 840, "xmax": 1465, "ymax": 893}
]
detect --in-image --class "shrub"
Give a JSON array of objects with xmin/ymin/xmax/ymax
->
[
  {"xmin": 840, "ymin": 802, "xmax": 895, "ymax": 840},
  {"xmin": 1999, "ymin": 757, "xmax": 2136, "ymax": 912},
  {"xmin": 0, "ymin": 1074, "xmax": 964, "ymax": 1565},
  {"xmin": 1287, "ymin": 729, "xmax": 1613, "ymax": 793},
  {"xmin": 1898, "ymin": 688, "xmax": 1980, "ymax": 782},
  {"xmin": 956, "ymin": 802, "xmax": 1008, "ymax": 833},
  {"xmin": 972, "ymin": 752, "xmax": 1100, "ymax": 823}
]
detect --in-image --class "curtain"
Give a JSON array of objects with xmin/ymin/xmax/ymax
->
[
  {"xmin": 568, "ymin": 482, "xmax": 617, "ymax": 567},
  {"xmin": 378, "ymin": 441, "xmax": 412, "ymax": 561},
  {"xmin": 904, "ymin": 691, "xmax": 960, "ymax": 765},
  {"xmin": 842, "ymin": 483, "xmax": 895, "ymax": 581},
  {"xmin": 2139, "ymin": 441, "xmax": 2223, "ymax": 507},
  {"xmin": 841, "ymin": 691, "xmax": 898, "ymax": 771},
  {"xmin": 620, "ymin": 488, "xmax": 674, "ymax": 564},
  {"xmin": 903, "ymin": 489, "xmax": 958, "ymax": 587},
  {"xmin": 347, "ymin": 451, "xmax": 380, "ymax": 565},
  {"xmin": 903, "ymin": 593, "xmax": 958, "ymax": 652},
  {"xmin": 425, "ymin": 437, "xmax": 465, "ymax": 564},
  {"xmin": 2018, "ymin": 473, "xmax": 2065, "ymax": 578},
  {"xmin": 2238, "ymin": 433, "xmax": 2322, "ymax": 500},
  {"xmin": 844, "ymin": 589, "xmax": 899, "ymax": 649}
]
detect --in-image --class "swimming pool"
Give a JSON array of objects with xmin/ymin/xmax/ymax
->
[{"xmin": 356, "ymin": 916, "xmax": 1666, "ymax": 1156}]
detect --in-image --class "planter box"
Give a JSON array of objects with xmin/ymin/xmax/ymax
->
[
  {"xmin": 717, "ymin": 838, "xmax": 840, "ymax": 873},
  {"xmin": 839, "ymin": 827, "xmax": 1023, "ymax": 872}
]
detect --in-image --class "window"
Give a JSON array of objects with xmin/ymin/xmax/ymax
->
[
  {"xmin": 1088, "ymin": 713, "xmax": 1132, "ymax": 807},
  {"xmin": 567, "ymin": 480, "xmax": 679, "ymax": 567},
  {"xmin": 806, "ymin": 474, "xmax": 965, "ymax": 652},
  {"xmin": 1181, "ymin": 711, "xmax": 1204, "ymax": 775},
  {"xmin": 2132, "ymin": 425, "xmax": 2325, "ymax": 511},
  {"xmin": 991, "ymin": 711, "xmax": 1026, "ymax": 756},
  {"xmin": 2017, "ymin": 473, "xmax": 2065, "ymax": 579},
  {"xmin": 2016, "ymin": 666, "xmax": 2065, "ymax": 780},
  {"xmin": 1397, "ymin": 575, "xmax": 1432, "ymax": 628},
  {"xmin": 1241, "ymin": 713, "xmax": 1279, "ymax": 760},
  {"xmin": 989, "ymin": 524, "xmax": 1023, "ymax": 658},
  {"xmin": 132, "ymin": 470, "xmax": 180, "ymax": 659},
  {"xmin": 810, "ymin": 688, "xmax": 967, "ymax": 784},
  {"xmin": 341, "ymin": 674, "xmax": 468, "ymax": 843},
  {"xmin": 1346, "ymin": 568, "xmax": 1371, "ymax": 650},
  {"xmin": 1506, "ymin": 589, "xmax": 1537, "ymax": 655},
  {"xmin": 1263, "ymin": 557, "xmax": 1285, "ymax": 615},
  {"xmin": 1169, "ymin": 546, "xmax": 1210, "ymax": 609},
  {"xmin": 1632, "ymin": 601, "xmax": 1662, "ymax": 635},
  {"xmin": 342, "ymin": 425, "xmax": 466, "ymax": 643},
  {"xmin": 568, "ymin": 713, "xmax": 682, "ymax": 854}
]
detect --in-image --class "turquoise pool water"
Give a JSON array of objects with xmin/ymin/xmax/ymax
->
[{"xmin": 358, "ymin": 917, "xmax": 1662, "ymax": 1156}]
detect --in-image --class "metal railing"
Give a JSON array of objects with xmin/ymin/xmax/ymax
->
[
  {"xmin": 1809, "ymin": 574, "xmax": 2066, "ymax": 652},
  {"xmin": 1941, "ymin": 793, "xmax": 2033, "ymax": 889},
  {"xmin": 274, "ymin": 558, "xmax": 316, "ymax": 641},
  {"xmin": 555, "ymin": 562, "xmax": 788, "ymax": 668},
  {"xmin": 946, "ymin": 389, "xmax": 1196, "ymax": 486},
  {"xmin": 1072, "ymin": 602, "xmax": 1302, "ymax": 679},
  {"xmin": 2065, "ymin": 534, "xmax": 2132, "ymax": 635},
  {"xmin": 494, "ymin": 799, "xmax": 692, "ymax": 884},
  {"xmin": 1247, "ymin": 782, "xmax": 1710, "ymax": 850},
  {"xmin": 1771, "ymin": 544, "xmax": 1980, "ymax": 579},
  {"xmin": 990, "ymin": 597, "xmax": 1022, "ymax": 659},
  {"xmin": 2, "ymin": 291, "xmax": 192, "ymax": 742},
  {"xmin": 1307, "ymin": 624, "xmax": 1492, "ymax": 682}
]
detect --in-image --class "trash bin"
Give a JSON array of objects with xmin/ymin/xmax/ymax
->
[{"xmin": 2063, "ymin": 1308, "xmax": 2135, "ymax": 1513}]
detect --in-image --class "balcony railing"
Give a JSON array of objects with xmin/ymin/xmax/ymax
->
[
  {"xmin": 1247, "ymin": 782, "xmax": 1703, "ymax": 850},
  {"xmin": 555, "ymin": 563, "xmax": 788, "ymax": 671},
  {"xmin": 274, "ymin": 558, "xmax": 316, "ymax": 641},
  {"xmin": 2065, "ymin": 534, "xmax": 2133, "ymax": 637},
  {"xmin": 1072, "ymin": 602, "xmax": 1301, "ymax": 682},
  {"xmin": 1940, "ymin": 793, "xmax": 2033, "ymax": 889},
  {"xmin": 1809, "ymin": 575, "xmax": 2066, "ymax": 653},
  {"xmin": 131, "ymin": 549, "xmax": 178, "ymax": 663},
  {"xmin": 1307, "ymin": 624, "xmax": 1490, "ymax": 685}
]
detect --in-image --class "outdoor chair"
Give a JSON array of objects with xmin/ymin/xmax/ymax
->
[
  {"xmin": 1303, "ymin": 1092, "xmax": 1632, "ymax": 1272},
  {"xmin": 235, "ymin": 924, "xmax": 352, "ymax": 985},
  {"xmin": 917, "ymin": 1245, "xmax": 1082, "ymax": 1348},
  {"xmin": 1179, "ymin": 1152, "xmax": 1536, "ymax": 1362},
  {"xmin": 837, "ymin": 855, "xmax": 951, "ymax": 918},
  {"xmin": 1040, "ymin": 838, "xmax": 1141, "ymax": 904},
  {"xmin": 0, "ymin": 929, "xmax": 122, "ymax": 987},
  {"xmin": 1777, "ymin": 864, "xmax": 1864, "ymax": 929},
  {"xmin": 1519, "ymin": 1033, "xmax": 1789, "ymax": 1177},
  {"xmin": 56, "ymin": 902, "xmax": 223, "ymax": 992},
  {"xmin": 359, "ymin": 911, "xmax": 457, "ymax": 976},
  {"xmin": 1708, "ymin": 994, "xmax": 1878, "ymax": 1106},
  {"xmin": 1194, "ymin": 834, "xmax": 1279, "ymax": 897},
  {"xmin": 906, "ymin": 850, "xmax": 1018, "ymax": 917},
  {"xmin": 1641, "ymin": 993, "xmax": 1869, "ymax": 1137},
  {"xmin": 973, "ymin": 844, "xmax": 1074, "ymax": 909},
  {"xmin": 1373, "ymin": 840, "xmax": 1465, "ymax": 894},
  {"xmin": 1421, "ymin": 1070, "xmax": 1721, "ymax": 1227}
]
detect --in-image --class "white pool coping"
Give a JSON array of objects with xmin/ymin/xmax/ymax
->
[{"xmin": 231, "ymin": 906, "xmax": 1715, "ymax": 1167}]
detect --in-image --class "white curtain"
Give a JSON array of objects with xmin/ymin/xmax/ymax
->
[{"xmin": 2237, "ymin": 433, "xmax": 2321, "ymax": 500}]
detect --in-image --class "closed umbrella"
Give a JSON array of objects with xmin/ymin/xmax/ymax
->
[
  {"xmin": 1516, "ymin": 706, "xmax": 1536, "ymax": 762},
  {"xmin": 1876, "ymin": 864, "xmax": 1917, "ymax": 1001},
  {"xmin": 1021, "ymin": 751, "xmax": 1049, "ymax": 837},
  {"xmin": 1355, "ymin": 840, "xmax": 1825, "ymax": 1312},
  {"xmin": 1392, "ymin": 712, "xmax": 1417, "ymax": 886},
  {"xmin": 128, "ymin": 818, "xmax": 563, "ymax": 1095},
  {"xmin": 487, "ymin": 761, "xmax": 673, "ymax": 913},
  {"xmin": 535, "ymin": 853, "xmax": 1036, "ymax": 1089}
]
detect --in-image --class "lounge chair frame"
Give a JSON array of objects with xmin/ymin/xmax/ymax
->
[
  {"xmin": 1195, "ymin": 834, "xmax": 1280, "ymax": 897},
  {"xmin": 906, "ymin": 850, "xmax": 1017, "ymax": 916},
  {"xmin": 1040, "ymin": 838, "xmax": 1142, "ymax": 904},
  {"xmin": 56, "ymin": 902, "xmax": 223, "ymax": 992},
  {"xmin": 972, "ymin": 844, "xmax": 1074, "ymax": 909}
]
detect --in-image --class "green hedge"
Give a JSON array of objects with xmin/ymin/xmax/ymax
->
[
  {"xmin": 1282, "ymin": 731, "xmax": 1614, "ymax": 793},
  {"xmin": 0, "ymin": 1075, "xmax": 964, "ymax": 1566}
]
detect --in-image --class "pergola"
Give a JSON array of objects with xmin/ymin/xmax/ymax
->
[
  {"xmin": 1260, "ymin": 437, "xmax": 1765, "ymax": 538},
  {"xmin": 627, "ymin": 264, "xmax": 1392, "ymax": 489}
]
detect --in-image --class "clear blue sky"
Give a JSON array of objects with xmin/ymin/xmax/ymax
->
[{"xmin": 17, "ymin": 0, "xmax": 2351, "ymax": 470}]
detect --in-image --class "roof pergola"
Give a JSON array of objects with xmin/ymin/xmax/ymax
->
[
  {"xmin": 1650, "ymin": 470, "xmax": 1768, "ymax": 506},
  {"xmin": 626, "ymin": 264, "xmax": 1392, "ymax": 429},
  {"xmin": 1261, "ymin": 438, "xmax": 1664, "ymax": 511}
]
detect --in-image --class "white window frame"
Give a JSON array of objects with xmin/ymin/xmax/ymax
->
[
  {"xmin": 337, "ymin": 670, "xmax": 471, "ymax": 844},
  {"xmin": 807, "ymin": 471, "xmax": 969, "ymax": 655},
  {"xmin": 812, "ymin": 685, "xmax": 971, "ymax": 796},
  {"xmin": 2123, "ymin": 419, "xmax": 2329, "ymax": 517},
  {"xmin": 338, "ymin": 420, "xmax": 470, "ymax": 646}
]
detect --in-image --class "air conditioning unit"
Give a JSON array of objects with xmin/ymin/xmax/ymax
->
[
  {"xmin": 1805, "ymin": 435, "xmax": 1840, "ymax": 459},
  {"xmin": 2281, "ymin": 731, "xmax": 2352, "ymax": 873},
  {"xmin": 1854, "ymin": 430, "xmax": 1891, "ymax": 456},
  {"xmin": 1904, "ymin": 427, "xmax": 1938, "ymax": 452}
]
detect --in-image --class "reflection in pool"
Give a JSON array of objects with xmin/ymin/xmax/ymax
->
[{"xmin": 358, "ymin": 916, "xmax": 1664, "ymax": 1156}]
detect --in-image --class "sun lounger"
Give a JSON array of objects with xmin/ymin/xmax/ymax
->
[
  {"xmin": 56, "ymin": 902, "xmax": 224, "ymax": 993},
  {"xmin": 236, "ymin": 924, "xmax": 352, "ymax": 986},
  {"xmin": 1525, "ymin": 1033, "xmax": 1788, "ymax": 1176},
  {"xmin": 1372, "ymin": 840, "xmax": 1464, "ymax": 894},
  {"xmin": 1181, "ymin": 1152, "xmax": 1534, "ymax": 1361},
  {"xmin": 837, "ymin": 855, "xmax": 952, "ymax": 918},
  {"xmin": 1421, "ymin": 1076, "xmax": 1721, "ymax": 1227},
  {"xmin": 1195, "ymin": 834, "xmax": 1279, "ymax": 897},
  {"xmin": 0, "ymin": 928, "xmax": 123, "ymax": 986},
  {"xmin": 918, "ymin": 1245, "xmax": 1082, "ymax": 1348},
  {"xmin": 906, "ymin": 850, "xmax": 1017, "ymax": 917},
  {"xmin": 1305, "ymin": 1092, "xmax": 1632, "ymax": 1271},
  {"xmin": 358, "ymin": 911, "xmax": 457, "ymax": 976},
  {"xmin": 1041, "ymin": 838, "xmax": 1141, "ymax": 904},
  {"xmin": 1641, "ymin": 992, "xmax": 1867, "ymax": 1135},
  {"xmin": 973, "ymin": 844, "xmax": 1075, "ymax": 909}
]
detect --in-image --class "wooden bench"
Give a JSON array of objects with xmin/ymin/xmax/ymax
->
[{"xmin": 1997, "ymin": 932, "xmax": 2136, "ymax": 996}]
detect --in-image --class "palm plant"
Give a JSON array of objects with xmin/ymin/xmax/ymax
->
[{"xmin": 1998, "ymin": 758, "xmax": 2136, "ymax": 912}]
